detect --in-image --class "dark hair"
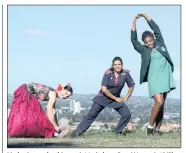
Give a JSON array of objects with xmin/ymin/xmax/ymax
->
[
  {"xmin": 142, "ymin": 31, "xmax": 154, "ymax": 42},
  {"xmin": 112, "ymin": 56, "xmax": 123, "ymax": 65},
  {"xmin": 110, "ymin": 56, "xmax": 123, "ymax": 71},
  {"xmin": 64, "ymin": 85, "xmax": 73, "ymax": 94}
]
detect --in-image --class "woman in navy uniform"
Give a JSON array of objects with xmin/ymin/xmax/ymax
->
[
  {"xmin": 131, "ymin": 13, "xmax": 176, "ymax": 135},
  {"xmin": 71, "ymin": 57, "xmax": 135, "ymax": 137}
]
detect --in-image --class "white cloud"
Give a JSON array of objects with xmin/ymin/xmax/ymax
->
[
  {"xmin": 23, "ymin": 29, "xmax": 47, "ymax": 36},
  {"xmin": 173, "ymin": 69, "xmax": 180, "ymax": 81}
]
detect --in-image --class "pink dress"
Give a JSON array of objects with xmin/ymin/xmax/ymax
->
[{"xmin": 8, "ymin": 83, "xmax": 56, "ymax": 138}]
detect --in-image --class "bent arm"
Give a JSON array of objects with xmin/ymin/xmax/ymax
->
[
  {"xmin": 123, "ymin": 73, "xmax": 135, "ymax": 101},
  {"xmin": 123, "ymin": 87, "xmax": 134, "ymax": 102},
  {"xmin": 101, "ymin": 71, "xmax": 118, "ymax": 101},
  {"xmin": 101, "ymin": 86, "xmax": 117, "ymax": 101},
  {"xmin": 131, "ymin": 18, "xmax": 143, "ymax": 54},
  {"xmin": 143, "ymin": 14, "xmax": 164, "ymax": 43},
  {"xmin": 47, "ymin": 91, "xmax": 58, "ymax": 128}
]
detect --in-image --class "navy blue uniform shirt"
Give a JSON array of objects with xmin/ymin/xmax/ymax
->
[{"xmin": 92, "ymin": 69, "xmax": 135, "ymax": 108}]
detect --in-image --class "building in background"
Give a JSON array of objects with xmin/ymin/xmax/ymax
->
[{"xmin": 70, "ymin": 99, "xmax": 85, "ymax": 114}]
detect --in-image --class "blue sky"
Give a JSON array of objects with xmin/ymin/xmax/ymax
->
[{"xmin": 8, "ymin": 5, "xmax": 180, "ymax": 99}]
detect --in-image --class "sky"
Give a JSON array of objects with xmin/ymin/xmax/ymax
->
[{"xmin": 8, "ymin": 5, "xmax": 181, "ymax": 99}]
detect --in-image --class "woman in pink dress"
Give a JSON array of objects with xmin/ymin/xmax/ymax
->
[{"xmin": 8, "ymin": 83, "xmax": 73, "ymax": 138}]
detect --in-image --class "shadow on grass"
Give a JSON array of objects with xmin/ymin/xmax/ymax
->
[{"xmin": 7, "ymin": 141, "xmax": 78, "ymax": 148}]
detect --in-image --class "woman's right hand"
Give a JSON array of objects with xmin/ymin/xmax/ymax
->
[
  {"xmin": 115, "ymin": 97, "xmax": 124, "ymax": 103},
  {"xmin": 132, "ymin": 16, "xmax": 140, "ymax": 31},
  {"xmin": 137, "ymin": 13, "xmax": 151, "ymax": 22},
  {"xmin": 55, "ymin": 126, "xmax": 62, "ymax": 133},
  {"xmin": 132, "ymin": 15, "xmax": 140, "ymax": 27},
  {"xmin": 134, "ymin": 15, "xmax": 140, "ymax": 21}
]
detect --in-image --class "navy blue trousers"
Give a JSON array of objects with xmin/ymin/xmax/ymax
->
[{"xmin": 76, "ymin": 102, "xmax": 131, "ymax": 134}]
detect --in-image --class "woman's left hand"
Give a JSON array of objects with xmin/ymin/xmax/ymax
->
[
  {"xmin": 138, "ymin": 13, "xmax": 146, "ymax": 17},
  {"xmin": 137, "ymin": 13, "xmax": 151, "ymax": 21},
  {"xmin": 122, "ymin": 97, "xmax": 128, "ymax": 102}
]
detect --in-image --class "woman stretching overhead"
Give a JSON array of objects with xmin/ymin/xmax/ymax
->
[{"xmin": 131, "ymin": 13, "xmax": 176, "ymax": 135}]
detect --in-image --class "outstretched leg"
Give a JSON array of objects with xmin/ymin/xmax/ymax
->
[
  {"xmin": 114, "ymin": 104, "xmax": 131, "ymax": 134},
  {"xmin": 71, "ymin": 102, "xmax": 104, "ymax": 137}
]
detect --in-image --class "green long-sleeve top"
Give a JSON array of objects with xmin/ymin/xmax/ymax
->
[{"xmin": 131, "ymin": 19, "xmax": 174, "ymax": 84}]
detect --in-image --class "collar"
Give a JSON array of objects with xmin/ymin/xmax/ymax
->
[{"xmin": 109, "ymin": 68, "xmax": 124, "ymax": 74}]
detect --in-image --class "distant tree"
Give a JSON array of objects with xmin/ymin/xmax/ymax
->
[
  {"xmin": 81, "ymin": 109, "xmax": 89, "ymax": 117},
  {"xmin": 72, "ymin": 113, "xmax": 82, "ymax": 122},
  {"xmin": 69, "ymin": 121, "xmax": 73, "ymax": 126},
  {"xmin": 104, "ymin": 123, "xmax": 109, "ymax": 129},
  {"xmin": 138, "ymin": 115, "xmax": 144, "ymax": 124},
  {"xmin": 95, "ymin": 113, "xmax": 105, "ymax": 121},
  {"xmin": 111, "ymin": 125, "xmax": 115, "ymax": 131},
  {"xmin": 72, "ymin": 115, "xmax": 75, "ymax": 122}
]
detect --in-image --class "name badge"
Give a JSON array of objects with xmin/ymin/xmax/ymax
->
[{"xmin": 161, "ymin": 47, "xmax": 166, "ymax": 52}]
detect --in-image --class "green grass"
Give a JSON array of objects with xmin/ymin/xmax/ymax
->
[{"xmin": 7, "ymin": 130, "xmax": 181, "ymax": 148}]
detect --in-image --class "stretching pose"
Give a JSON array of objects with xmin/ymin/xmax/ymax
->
[
  {"xmin": 131, "ymin": 13, "xmax": 176, "ymax": 135},
  {"xmin": 71, "ymin": 57, "xmax": 135, "ymax": 137},
  {"xmin": 8, "ymin": 83, "xmax": 73, "ymax": 138}
]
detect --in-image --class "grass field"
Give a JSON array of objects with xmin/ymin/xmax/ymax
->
[{"xmin": 7, "ymin": 130, "xmax": 181, "ymax": 148}]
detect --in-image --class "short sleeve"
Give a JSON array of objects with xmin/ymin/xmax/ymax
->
[
  {"xmin": 126, "ymin": 73, "xmax": 135, "ymax": 88},
  {"xmin": 101, "ymin": 73, "xmax": 109, "ymax": 87}
]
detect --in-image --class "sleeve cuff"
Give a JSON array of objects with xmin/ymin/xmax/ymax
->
[
  {"xmin": 147, "ymin": 19, "xmax": 155, "ymax": 25},
  {"xmin": 131, "ymin": 30, "xmax": 137, "ymax": 36}
]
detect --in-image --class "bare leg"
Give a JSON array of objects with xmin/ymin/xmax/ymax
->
[
  {"xmin": 149, "ymin": 93, "xmax": 164, "ymax": 126},
  {"xmin": 155, "ymin": 92, "xmax": 167, "ymax": 130}
]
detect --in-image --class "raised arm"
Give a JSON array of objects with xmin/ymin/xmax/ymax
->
[
  {"xmin": 138, "ymin": 13, "xmax": 164, "ymax": 44},
  {"xmin": 131, "ymin": 16, "xmax": 144, "ymax": 54}
]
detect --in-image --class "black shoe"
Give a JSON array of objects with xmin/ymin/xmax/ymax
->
[
  {"xmin": 115, "ymin": 132, "xmax": 126, "ymax": 136},
  {"xmin": 71, "ymin": 130, "xmax": 80, "ymax": 138},
  {"xmin": 146, "ymin": 127, "xmax": 154, "ymax": 135}
]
